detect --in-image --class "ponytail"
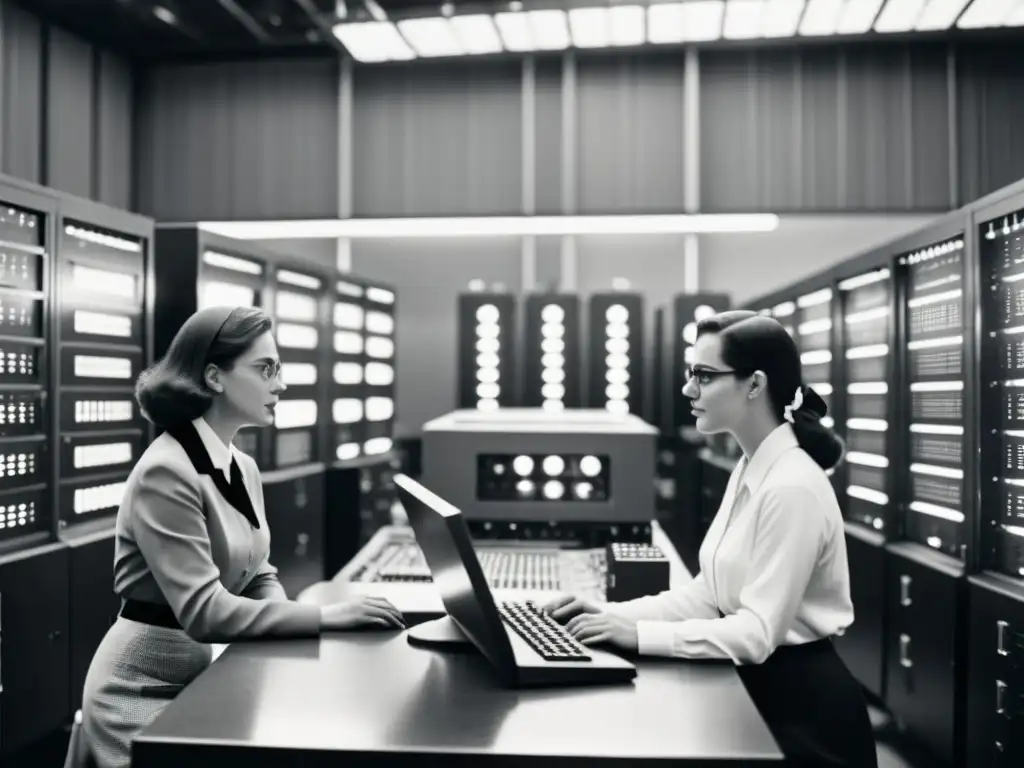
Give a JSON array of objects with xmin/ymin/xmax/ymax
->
[{"xmin": 788, "ymin": 386, "xmax": 845, "ymax": 470}]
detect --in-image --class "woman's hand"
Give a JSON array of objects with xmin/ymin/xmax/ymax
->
[
  {"xmin": 541, "ymin": 594, "xmax": 601, "ymax": 622},
  {"xmin": 565, "ymin": 612, "xmax": 639, "ymax": 652},
  {"xmin": 320, "ymin": 596, "xmax": 406, "ymax": 631}
]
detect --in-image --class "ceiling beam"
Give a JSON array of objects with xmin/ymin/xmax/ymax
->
[
  {"xmin": 217, "ymin": 0, "xmax": 274, "ymax": 42},
  {"xmin": 292, "ymin": 0, "xmax": 348, "ymax": 52}
]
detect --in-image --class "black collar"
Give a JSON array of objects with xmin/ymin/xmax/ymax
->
[{"xmin": 165, "ymin": 422, "xmax": 261, "ymax": 530}]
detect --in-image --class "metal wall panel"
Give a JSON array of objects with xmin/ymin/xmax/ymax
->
[
  {"xmin": 351, "ymin": 62, "xmax": 522, "ymax": 218},
  {"xmin": 534, "ymin": 59, "xmax": 562, "ymax": 215},
  {"xmin": 135, "ymin": 58, "xmax": 338, "ymax": 221},
  {"xmin": 45, "ymin": 26, "xmax": 94, "ymax": 198},
  {"xmin": 576, "ymin": 53, "xmax": 685, "ymax": 214},
  {"xmin": 701, "ymin": 45, "xmax": 950, "ymax": 212},
  {"xmin": 2, "ymin": 0, "xmax": 43, "ymax": 183},
  {"xmin": 957, "ymin": 44, "xmax": 1024, "ymax": 205},
  {"xmin": 96, "ymin": 50, "xmax": 134, "ymax": 210}
]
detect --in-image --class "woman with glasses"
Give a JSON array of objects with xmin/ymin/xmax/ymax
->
[
  {"xmin": 77, "ymin": 306, "xmax": 405, "ymax": 768},
  {"xmin": 545, "ymin": 310, "xmax": 877, "ymax": 768}
]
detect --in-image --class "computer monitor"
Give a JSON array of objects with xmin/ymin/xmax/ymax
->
[{"xmin": 394, "ymin": 473, "xmax": 519, "ymax": 682}]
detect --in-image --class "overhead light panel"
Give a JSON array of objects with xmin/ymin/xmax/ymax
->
[
  {"xmin": 569, "ymin": 7, "xmax": 611, "ymax": 47},
  {"xmin": 761, "ymin": 0, "xmax": 806, "ymax": 36},
  {"xmin": 333, "ymin": 21, "xmax": 414, "ymax": 62},
  {"xmin": 450, "ymin": 15, "xmax": 503, "ymax": 53},
  {"xmin": 1007, "ymin": 1, "xmax": 1024, "ymax": 24},
  {"xmin": 396, "ymin": 17, "xmax": 463, "ymax": 57},
  {"xmin": 682, "ymin": 0, "xmax": 726, "ymax": 40},
  {"xmin": 529, "ymin": 10, "xmax": 571, "ymax": 49},
  {"xmin": 200, "ymin": 213, "xmax": 781, "ymax": 240},
  {"xmin": 799, "ymin": 0, "xmax": 844, "ymax": 35},
  {"xmin": 874, "ymin": 0, "xmax": 927, "ymax": 31},
  {"xmin": 915, "ymin": 0, "xmax": 973, "ymax": 29},
  {"xmin": 610, "ymin": 6, "xmax": 646, "ymax": 44},
  {"xmin": 647, "ymin": 2, "xmax": 687, "ymax": 42},
  {"xmin": 725, "ymin": 0, "xmax": 766, "ymax": 38},
  {"xmin": 837, "ymin": 0, "xmax": 885, "ymax": 33},
  {"xmin": 957, "ymin": 0, "xmax": 1016, "ymax": 26},
  {"xmin": 494, "ymin": 11, "xmax": 534, "ymax": 50}
]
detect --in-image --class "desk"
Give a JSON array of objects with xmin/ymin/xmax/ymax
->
[{"xmin": 133, "ymin": 630, "xmax": 782, "ymax": 767}]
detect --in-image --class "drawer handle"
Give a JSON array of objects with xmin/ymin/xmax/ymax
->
[
  {"xmin": 997, "ymin": 620, "xmax": 1008, "ymax": 656},
  {"xmin": 996, "ymin": 680, "xmax": 1007, "ymax": 715},
  {"xmin": 900, "ymin": 575, "xmax": 912, "ymax": 606},
  {"xmin": 899, "ymin": 634, "xmax": 912, "ymax": 668}
]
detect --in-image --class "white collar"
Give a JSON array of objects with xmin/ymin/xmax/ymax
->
[
  {"xmin": 191, "ymin": 416, "xmax": 236, "ymax": 481},
  {"xmin": 738, "ymin": 422, "xmax": 799, "ymax": 496}
]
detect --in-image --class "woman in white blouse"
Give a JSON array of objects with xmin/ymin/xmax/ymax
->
[{"xmin": 545, "ymin": 310, "xmax": 877, "ymax": 768}]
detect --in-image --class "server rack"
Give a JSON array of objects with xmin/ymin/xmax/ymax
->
[
  {"xmin": 361, "ymin": 279, "xmax": 397, "ymax": 457},
  {"xmin": 56, "ymin": 196, "xmax": 154, "ymax": 722},
  {"xmin": 522, "ymin": 293, "xmax": 582, "ymax": 411},
  {"xmin": 456, "ymin": 292, "xmax": 516, "ymax": 410},
  {"xmin": 883, "ymin": 213, "xmax": 975, "ymax": 768},
  {"xmin": 968, "ymin": 183, "xmax": 1024, "ymax": 767},
  {"xmin": 152, "ymin": 226, "xmax": 326, "ymax": 598},
  {"xmin": 587, "ymin": 292, "xmax": 643, "ymax": 416}
]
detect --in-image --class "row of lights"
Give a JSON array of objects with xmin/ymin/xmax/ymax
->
[
  {"xmin": 476, "ymin": 304, "xmax": 503, "ymax": 411},
  {"xmin": 604, "ymin": 304, "xmax": 632, "ymax": 415},
  {"xmin": 539, "ymin": 304, "xmax": 566, "ymax": 411},
  {"xmin": 331, "ymin": 0, "xmax": 1024, "ymax": 63}
]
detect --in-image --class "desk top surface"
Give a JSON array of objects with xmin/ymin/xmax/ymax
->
[{"xmin": 135, "ymin": 630, "xmax": 781, "ymax": 765}]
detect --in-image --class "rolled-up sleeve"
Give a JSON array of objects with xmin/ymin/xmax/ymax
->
[
  {"xmin": 130, "ymin": 462, "xmax": 321, "ymax": 643},
  {"xmin": 634, "ymin": 484, "xmax": 824, "ymax": 664}
]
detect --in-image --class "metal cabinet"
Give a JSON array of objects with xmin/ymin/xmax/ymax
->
[
  {"xmin": 884, "ymin": 544, "xmax": 965, "ymax": 767},
  {"xmin": 0, "ymin": 544, "xmax": 71, "ymax": 755},
  {"xmin": 834, "ymin": 528, "xmax": 887, "ymax": 701},
  {"xmin": 966, "ymin": 576, "xmax": 1024, "ymax": 767},
  {"xmin": 67, "ymin": 531, "xmax": 120, "ymax": 711},
  {"xmin": 263, "ymin": 469, "xmax": 324, "ymax": 599}
]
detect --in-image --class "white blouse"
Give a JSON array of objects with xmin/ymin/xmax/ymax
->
[{"xmin": 607, "ymin": 423, "xmax": 854, "ymax": 665}]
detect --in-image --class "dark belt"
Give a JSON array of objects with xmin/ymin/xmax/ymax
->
[{"xmin": 120, "ymin": 598, "xmax": 182, "ymax": 630}]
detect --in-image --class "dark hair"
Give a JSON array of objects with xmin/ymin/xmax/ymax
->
[
  {"xmin": 136, "ymin": 307, "xmax": 273, "ymax": 430},
  {"xmin": 696, "ymin": 310, "xmax": 845, "ymax": 470}
]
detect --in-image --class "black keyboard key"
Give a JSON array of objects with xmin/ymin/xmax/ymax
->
[{"xmin": 499, "ymin": 601, "xmax": 591, "ymax": 662}]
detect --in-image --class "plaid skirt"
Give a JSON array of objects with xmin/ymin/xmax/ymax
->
[{"xmin": 80, "ymin": 616, "xmax": 213, "ymax": 768}]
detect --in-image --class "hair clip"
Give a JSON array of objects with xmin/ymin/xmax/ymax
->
[{"xmin": 783, "ymin": 387, "xmax": 804, "ymax": 423}]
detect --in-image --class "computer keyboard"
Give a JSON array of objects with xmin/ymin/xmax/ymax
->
[{"xmin": 498, "ymin": 600, "xmax": 592, "ymax": 662}]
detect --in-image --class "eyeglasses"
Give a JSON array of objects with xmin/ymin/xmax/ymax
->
[
  {"xmin": 251, "ymin": 360, "xmax": 282, "ymax": 381},
  {"xmin": 683, "ymin": 366, "xmax": 748, "ymax": 389}
]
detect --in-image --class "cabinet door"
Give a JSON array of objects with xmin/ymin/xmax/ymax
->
[
  {"xmin": 263, "ymin": 472, "xmax": 324, "ymax": 599},
  {"xmin": 885, "ymin": 551, "xmax": 962, "ymax": 766},
  {"xmin": 69, "ymin": 536, "xmax": 120, "ymax": 711},
  {"xmin": 0, "ymin": 546, "xmax": 71, "ymax": 754},
  {"xmin": 834, "ymin": 534, "xmax": 886, "ymax": 699},
  {"xmin": 966, "ymin": 580, "xmax": 1024, "ymax": 767}
]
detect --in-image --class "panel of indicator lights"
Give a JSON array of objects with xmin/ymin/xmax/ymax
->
[
  {"xmin": 362, "ymin": 284, "xmax": 396, "ymax": 458},
  {"xmin": 474, "ymin": 301, "xmax": 506, "ymax": 413},
  {"xmin": 332, "ymin": 278, "xmax": 366, "ymax": 462},
  {"xmin": 477, "ymin": 454, "xmax": 610, "ymax": 502},
  {"xmin": 982, "ymin": 209, "xmax": 1024, "ymax": 578},
  {"xmin": 59, "ymin": 221, "xmax": 147, "ymax": 524},
  {"xmin": 272, "ymin": 268, "xmax": 323, "ymax": 469},
  {"xmin": 600, "ymin": 303, "xmax": 633, "ymax": 416},
  {"xmin": 532, "ymin": 301, "xmax": 573, "ymax": 412},
  {"xmin": 901, "ymin": 238, "xmax": 966, "ymax": 559},
  {"xmin": 0, "ymin": 203, "xmax": 45, "ymax": 540}
]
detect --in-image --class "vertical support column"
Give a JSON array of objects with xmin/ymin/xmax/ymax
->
[
  {"xmin": 521, "ymin": 56, "xmax": 536, "ymax": 292},
  {"xmin": 683, "ymin": 48, "xmax": 700, "ymax": 293},
  {"xmin": 337, "ymin": 56, "xmax": 354, "ymax": 273},
  {"xmin": 946, "ymin": 44, "xmax": 959, "ymax": 210},
  {"xmin": 560, "ymin": 52, "xmax": 577, "ymax": 291}
]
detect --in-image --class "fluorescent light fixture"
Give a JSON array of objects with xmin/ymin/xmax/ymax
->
[
  {"xmin": 682, "ymin": 0, "xmax": 726, "ymax": 40},
  {"xmin": 648, "ymin": 3, "xmax": 687, "ymax": 42},
  {"xmin": 874, "ymin": 0, "xmax": 927, "ymax": 31},
  {"xmin": 915, "ymin": 0, "xmax": 973, "ymax": 29},
  {"xmin": 396, "ymin": 17, "xmax": 464, "ymax": 57},
  {"xmin": 569, "ymin": 7, "xmax": 611, "ymax": 47},
  {"xmin": 762, "ymin": 0, "xmax": 806, "ymax": 36},
  {"xmin": 200, "ymin": 214, "xmax": 779, "ymax": 240},
  {"xmin": 1008, "ymin": 2, "xmax": 1024, "ymax": 24},
  {"xmin": 494, "ymin": 11, "xmax": 534, "ymax": 50},
  {"xmin": 799, "ymin": 0, "xmax": 844, "ymax": 35},
  {"xmin": 529, "ymin": 10, "xmax": 571, "ymax": 49},
  {"xmin": 838, "ymin": 0, "xmax": 885, "ymax": 33},
  {"xmin": 333, "ymin": 21, "xmax": 415, "ymax": 62},
  {"xmin": 725, "ymin": 0, "xmax": 765, "ymax": 38},
  {"xmin": 957, "ymin": 0, "xmax": 1016, "ymax": 26},
  {"xmin": 610, "ymin": 6, "xmax": 646, "ymax": 44},
  {"xmin": 450, "ymin": 15, "xmax": 503, "ymax": 53}
]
